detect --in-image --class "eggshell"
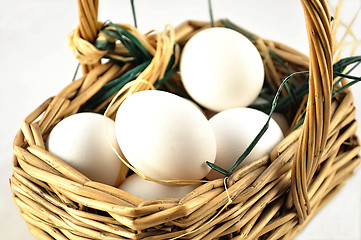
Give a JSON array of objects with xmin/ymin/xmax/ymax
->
[
  {"xmin": 180, "ymin": 27, "xmax": 264, "ymax": 112},
  {"xmin": 119, "ymin": 174, "xmax": 200, "ymax": 200},
  {"xmin": 206, "ymin": 108, "xmax": 284, "ymax": 180},
  {"xmin": 47, "ymin": 112, "xmax": 125, "ymax": 186},
  {"xmin": 115, "ymin": 90, "xmax": 216, "ymax": 180}
]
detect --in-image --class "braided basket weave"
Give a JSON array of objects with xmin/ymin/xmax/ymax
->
[{"xmin": 10, "ymin": 0, "xmax": 361, "ymax": 239}]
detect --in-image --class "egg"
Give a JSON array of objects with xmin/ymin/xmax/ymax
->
[
  {"xmin": 180, "ymin": 27, "xmax": 264, "ymax": 112},
  {"xmin": 47, "ymin": 112, "xmax": 126, "ymax": 186},
  {"xmin": 206, "ymin": 108, "xmax": 284, "ymax": 180},
  {"xmin": 119, "ymin": 174, "xmax": 200, "ymax": 200},
  {"xmin": 115, "ymin": 90, "xmax": 216, "ymax": 180}
]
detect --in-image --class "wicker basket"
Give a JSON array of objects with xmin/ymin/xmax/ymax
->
[{"xmin": 10, "ymin": 0, "xmax": 361, "ymax": 239}]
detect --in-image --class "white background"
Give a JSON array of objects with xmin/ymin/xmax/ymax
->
[{"xmin": 1, "ymin": 0, "xmax": 360, "ymax": 239}]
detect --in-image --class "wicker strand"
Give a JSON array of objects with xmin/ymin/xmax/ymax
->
[{"xmin": 77, "ymin": 0, "xmax": 100, "ymax": 74}]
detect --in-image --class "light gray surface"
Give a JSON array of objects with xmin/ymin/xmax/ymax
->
[{"xmin": 1, "ymin": 0, "xmax": 360, "ymax": 239}]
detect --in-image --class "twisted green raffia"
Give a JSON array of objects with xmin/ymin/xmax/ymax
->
[{"xmin": 95, "ymin": 21, "xmax": 152, "ymax": 63}]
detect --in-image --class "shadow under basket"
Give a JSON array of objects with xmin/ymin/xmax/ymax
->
[{"xmin": 10, "ymin": 0, "xmax": 361, "ymax": 239}]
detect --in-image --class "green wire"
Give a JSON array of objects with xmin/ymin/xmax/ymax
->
[
  {"xmin": 130, "ymin": 0, "xmax": 138, "ymax": 28},
  {"xmin": 72, "ymin": 63, "xmax": 80, "ymax": 82},
  {"xmin": 208, "ymin": 0, "xmax": 215, "ymax": 27}
]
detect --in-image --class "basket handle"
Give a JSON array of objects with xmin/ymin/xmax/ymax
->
[
  {"xmin": 291, "ymin": 0, "xmax": 333, "ymax": 223},
  {"xmin": 77, "ymin": 0, "xmax": 100, "ymax": 74}
]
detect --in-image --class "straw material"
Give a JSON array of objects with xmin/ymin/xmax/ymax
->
[{"xmin": 10, "ymin": 0, "xmax": 360, "ymax": 239}]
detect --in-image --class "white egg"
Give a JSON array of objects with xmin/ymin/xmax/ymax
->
[
  {"xmin": 119, "ymin": 174, "xmax": 200, "ymax": 200},
  {"xmin": 180, "ymin": 27, "xmax": 264, "ymax": 112},
  {"xmin": 206, "ymin": 108, "xmax": 284, "ymax": 180},
  {"xmin": 47, "ymin": 112, "xmax": 125, "ymax": 186},
  {"xmin": 115, "ymin": 90, "xmax": 216, "ymax": 180}
]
